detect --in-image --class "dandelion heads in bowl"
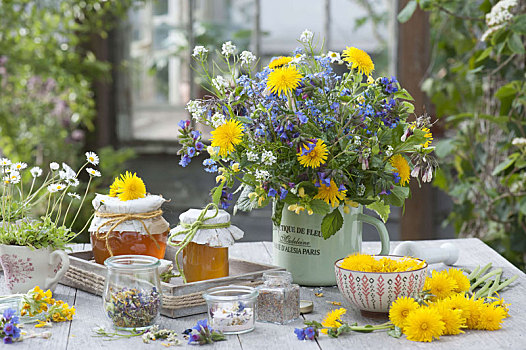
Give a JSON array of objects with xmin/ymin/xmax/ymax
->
[
  {"xmin": 177, "ymin": 30, "xmax": 437, "ymax": 238},
  {"xmin": 0, "ymin": 152, "xmax": 102, "ymax": 249}
]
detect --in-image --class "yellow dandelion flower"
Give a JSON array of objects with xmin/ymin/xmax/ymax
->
[
  {"xmin": 109, "ymin": 177, "xmax": 123, "ymax": 197},
  {"xmin": 268, "ymin": 56, "xmax": 292, "ymax": 69},
  {"xmin": 321, "ymin": 308, "xmax": 347, "ymax": 334},
  {"xmin": 464, "ymin": 296, "xmax": 485, "ymax": 329},
  {"xmin": 116, "ymin": 171, "xmax": 146, "ymax": 201},
  {"xmin": 342, "ymin": 47, "xmax": 375, "ymax": 76},
  {"xmin": 267, "ymin": 65, "xmax": 303, "ymax": 97},
  {"xmin": 446, "ymin": 268, "xmax": 470, "ymax": 293},
  {"xmin": 442, "ymin": 294, "xmax": 471, "ymax": 321},
  {"xmin": 389, "ymin": 296, "xmax": 420, "ymax": 329},
  {"xmin": 314, "ymin": 179, "xmax": 346, "ymax": 207},
  {"xmin": 297, "ymin": 139, "xmax": 328, "ymax": 168},
  {"xmin": 404, "ymin": 307, "xmax": 445, "ymax": 342},
  {"xmin": 476, "ymin": 304, "xmax": 506, "ymax": 331},
  {"xmin": 389, "ymin": 154, "xmax": 411, "ymax": 186},
  {"xmin": 424, "ymin": 270, "xmax": 458, "ymax": 300},
  {"xmin": 489, "ymin": 297, "xmax": 510, "ymax": 318},
  {"xmin": 432, "ymin": 302, "xmax": 466, "ymax": 335},
  {"xmin": 210, "ymin": 119, "xmax": 244, "ymax": 157}
]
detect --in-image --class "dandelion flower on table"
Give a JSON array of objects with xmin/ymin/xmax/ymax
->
[
  {"xmin": 403, "ymin": 307, "xmax": 445, "ymax": 342},
  {"xmin": 210, "ymin": 119, "xmax": 244, "ymax": 158},
  {"xmin": 267, "ymin": 65, "xmax": 303, "ymax": 97},
  {"xmin": 320, "ymin": 308, "xmax": 346, "ymax": 334},
  {"xmin": 464, "ymin": 296, "xmax": 485, "ymax": 329},
  {"xmin": 389, "ymin": 296, "xmax": 420, "ymax": 329},
  {"xmin": 389, "ymin": 154, "xmax": 411, "ymax": 186},
  {"xmin": 342, "ymin": 47, "xmax": 375, "ymax": 76},
  {"xmin": 431, "ymin": 301, "xmax": 466, "ymax": 335},
  {"xmin": 424, "ymin": 270, "xmax": 458, "ymax": 300},
  {"xmin": 445, "ymin": 268, "xmax": 470, "ymax": 293},
  {"xmin": 116, "ymin": 171, "xmax": 146, "ymax": 201},
  {"xmin": 475, "ymin": 303, "xmax": 506, "ymax": 331},
  {"xmin": 442, "ymin": 294, "xmax": 471, "ymax": 321},
  {"xmin": 314, "ymin": 178, "xmax": 347, "ymax": 208},
  {"xmin": 297, "ymin": 139, "xmax": 328, "ymax": 168},
  {"xmin": 268, "ymin": 56, "xmax": 292, "ymax": 69}
]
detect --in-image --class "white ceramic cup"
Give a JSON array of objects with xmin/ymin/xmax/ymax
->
[{"xmin": 0, "ymin": 244, "xmax": 70, "ymax": 294}]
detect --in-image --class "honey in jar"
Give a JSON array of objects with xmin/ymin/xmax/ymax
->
[
  {"xmin": 88, "ymin": 194, "xmax": 170, "ymax": 264},
  {"xmin": 182, "ymin": 242, "xmax": 229, "ymax": 283},
  {"xmin": 91, "ymin": 230, "xmax": 169, "ymax": 265},
  {"xmin": 170, "ymin": 206, "xmax": 244, "ymax": 283}
]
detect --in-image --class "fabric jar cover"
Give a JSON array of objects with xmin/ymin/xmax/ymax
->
[
  {"xmin": 88, "ymin": 194, "xmax": 169, "ymax": 235},
  {"xmin": 170, "ymin": 208, "xmax": 244, "ymax": 247}
]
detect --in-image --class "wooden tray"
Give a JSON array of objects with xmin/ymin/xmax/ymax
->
[{"xmin": 60, "ymin": 246, "xmax": 284, "ymax": 318}]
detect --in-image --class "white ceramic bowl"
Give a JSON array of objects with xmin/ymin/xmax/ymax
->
[{"xmin": 334, "ymin": 255, "xmax": 428, "ymax": 313}]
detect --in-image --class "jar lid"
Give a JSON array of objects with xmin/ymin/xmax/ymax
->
[
  {"xmin": 170, "ymin": 208, "xmax": 244, "ymax": 247},
  {"xmin": 88, "ymin": 194, "xmax": 169, "ymax": 235}
]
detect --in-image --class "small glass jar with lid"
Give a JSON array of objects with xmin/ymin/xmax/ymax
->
[
  {"xmin": 103, "ymin": 255, "xmax": 162, "ymax": 330},
  {"xmin": 257, "ymin": 271, "xmax": 300, "ymax": 324},
  {"xmin": 202, "ymin": 285, "xmax": 258, "ymax": 334},
  {"xmin": 169, "ymin": 205, "xmax": 244, "ymax": 283}
]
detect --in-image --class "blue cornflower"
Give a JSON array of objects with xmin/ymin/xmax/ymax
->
[
  {"xmin": 268, "ymin": 188, "xmax": 277, "ymax": 197},
  {"xmin": 294, "ymin": 328, "xmax": 306, "ymax": 340}
]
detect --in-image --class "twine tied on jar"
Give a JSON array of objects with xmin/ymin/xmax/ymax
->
[
  {"xmin": 94, "ymin": 209, "xmax": 164, "ymax": 257},
  {"xmin": 169, "ymin": 203, "xmax": 243, "ymax": 283}
]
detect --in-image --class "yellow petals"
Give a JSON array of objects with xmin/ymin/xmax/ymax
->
[
  {"xmin": 231, "ymin": 163, "xmax": 240, "ymax": 172},
  {"xmin": 389, "ymin": 154, "xmax": 411, "ymax": 186},
  {"xmin": 297, "ymin": 139, "xmax": 328, "ymax": 168},
  {"xmin": 389, "ymin": 296, "xmax": 420, "ymax": 329},
  {"xmin": 404, "ymin": 307, "xmax": 445, "ymax": 342},
  {"xmin": 340, "ymin": 253, "xmax": 425, "ymax": 272},
  {"xmin": 268, "ymin": 56, "xmax": 292, "ymax": 69},
  {"xmin": 111, "ymin": 171, "xmax": 147, "ymax": 201},
  {"xmin": 424, "ymin": 270, "xmax": 458, "ymax": 300},
  {"xmin": 210, "ymin": 119, "xmax": 244, "ymax": 157},
  {"xmin": 342, "ymin": 47, "xmax": 375, "ymax": 75},
  {"xmin": 321, "ymin": 308, "xmax": 347, "ymax": 330},
  {"xmin": 314, "ymin": 179, "xmax": 346, "ymax": 208},
  {"xmin": 216, "ymin": 175, "xmax": 226, "ymax": 183},
  {"xmin": 267, "ymin": 65, "xmax": 303, "ymax": 97}
]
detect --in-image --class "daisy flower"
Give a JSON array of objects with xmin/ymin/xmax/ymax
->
[
  {"xmin": 297, "ymin": 139, "xmax": 328, "ymax": 168},
  {"xmin": 30, "ymin": 167, "xmax": 43, "ymax": 178},
  {"xmin": 55, "ymin": 183, "xmax": 67, "ymax": 191},
  {"xmin": 389, "ymin": 154, "xmax": 411, "ymax": 186},
  {"xmin": 86, "ymin": 168, "xmax": 101, "ymax": 177},
  {"xmin": 404, "ymin": 307, "xmax": 445, "ymax": 342},
  {"xmin": 11, "ymin": 162, "xmax": 28, "ymax": 171},
  {"xmin": 85, "ymin": 151, "xmax": 99, "ymax": 165},
  {"xmin": 267, "ymin": 65, "xmax": 303, "ymax": 97},
  {"xmin": 342, "ymin": 47, "xmax": 375, "ymax": 75},
  {"xmin": 0, "ymin": 158, "xmax": 11, "ymax": 167},
  {"xmin": 327, "ymin": 51, "xmax": 342, "ymax": 64},
  {"xmin": 389, "ymin": 296, "xmax": 420, "ymax": 329},
  {"xmin": 9, "ymin": 171, "xmax": 21, "ymax": 184},
  {"xmin": 67, "ymin": 192, "xmax": 81, "ymax": 200},
  {"xmin": 50, "ymin": 162, "xmax": 60, "ymax": 171},
  {"xmin": 210, "ymin": 119, "xmax": 244, "ymax": 158},
  {"xmin": 314, "ymin": 179, "xmax": 347, "ymax": 207},
  {"xmin": 66, "ymin": 178, "xmax": 80, "ymax": 187},
  {"xmin": 47, "ymin": 184, "xmax": 59, "ymax": 193}
]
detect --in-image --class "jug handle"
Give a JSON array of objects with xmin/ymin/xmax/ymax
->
[{"xmin": 351, "ymin": 213, "xmax": 390, "ymax": 255}]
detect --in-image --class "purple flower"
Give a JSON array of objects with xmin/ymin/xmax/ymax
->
[
  {"xmin": 294, "ymin": 328, "xmax": 306, "ymax": 340},
  {"xmin": 191, "ymin": 130, "xmax": 201, "ymax": 140},
  {"xmin": 304, "ymin": 327, "xmax": 316, "ymax": 340},
  {"xmin": 188, "ymin": 333, "xmax": 201, "ymax": 344},
  {"xmin": 2, "ymin": 309, "xmax": 15, "ymax": 321},
  {"xmin": 195, "ymin": 141, "xmax": 204, "ymax": 151},
  {"xmin": 220, "ymin": 201, "xmax": 230, "ymax": 210},
  {"xmin": 268, "ymin": 188, "xmax": 277, "ymax": 197},
  {"xmin": 3, "ymin": 323, "xmax": 14, "ymax": 336},
  {"xmin": 279, "ymin": 188, "xmax": 288, "ymax": 200},
  {"xmin": 187, "ymin": 147, "xmax": 196, "ymax": 157},
  {"xmin": 178, "ymin": 119, "xmax": 191, "ymax": 130},
  {"xmin": 393, "ymin": 172, "xmax": 401, "ymax": 184},
  {"xmin": 296, "ymin": 111, "xmax": 308, "ymax": 124},
  {"xmin": 3, "ymin": 336, "xmax": 12, "ymax": 344},
  {"xmin": 193, "ymin": 319, "xmax": 209, "ymax": 332}
]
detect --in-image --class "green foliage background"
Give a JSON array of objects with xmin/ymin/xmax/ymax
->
[
  {"xmin": 0, "ymin": 0, "xmax": 137, "ymax": 238},
  {"xmin": 400, "ymin": 0, "xmax": 526, "ymax": 270}
]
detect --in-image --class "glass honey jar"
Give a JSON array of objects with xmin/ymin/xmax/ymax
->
[
  {"xmin": 169, "ymin": 204, "xmax": 244, "ymax": 283},
  {"xmin": 89, "ymin": 194, "xmax": 170, "ymax": 264}
]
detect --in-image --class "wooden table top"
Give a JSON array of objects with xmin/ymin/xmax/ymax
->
[{"xmin": 1, "ymin": 238, "xmax": 524, "ymax": 349}]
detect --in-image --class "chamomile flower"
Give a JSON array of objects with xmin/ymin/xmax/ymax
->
[
  {"xmin": 86, "ymin": 168, "xmax": 101, "ymax": 177},
  {"xmin": 55, "ymin": 183, "xmax": 67, "ymax": 191},
  {"xmin": 67, "ymin": 192, "xmax": 81, "ymax": 200},
  {"xmin": 9, "ymin": 171, "xmax": 21, "ymax": 184},
  {"xmin": 327, "ymin": 51, "xmax": 342, "ymax": 64},
  {"xmin": 65, "ymin": 178, "xmax": 80, "ymax": 187},
  {"xmin": 50, "ymin": 162, "xmax": 60, "ymax": 171},
  {"xmin": 85, "ymin": 151, "xmax": 99, "ymax": 165},
  {"xmin": 30, "ymin": 167, "xmax": 43, "ymax": 178},
  {"xmin": 0, "ymin": 158, "xmax": 11, "ymax": 167},
  {"xmin": 11, "ymin": 162, "xmax": 28, "ymax": 171},
  {"xmin": 47, "ymin": 184, "xmax": 59, "ymax": 193}
]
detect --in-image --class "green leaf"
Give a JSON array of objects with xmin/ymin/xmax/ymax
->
[
  {"xmin": 475, "ymin": 47, "xmax": 492, "ymax": 62},
  {"xmin": 212, "ymin": 182, "xmax": 225, "ymax": 205},
  {"xmin": 393, "ymin": 88, "xmax": 414, "ymax": 101},
  {"xmin": 321, "ymin": 209, "xmax": 343, "ymax": 239},
  {"xmin": 387, "ymin": 326, "xmax": 403, "ymax": 338},
  {"xmin": 507, "ymin": 33, "xmax": 525, "ymax": 54},
  {"xmin": 367, "ymin": 201, "xmax": 390, "ymax": 223},
  {"xmin": 309, "ymin": 199, "xmax": 331, "ymax": 215},
  {"xmin": 511, "ymin": 14, "xmax": 526, "ymax": 34},
  {"xmin": 519, "ymin": 197, "xmax": 526, "ymax": 215},
  {"xmin": 495, "ymin": 84, "xmax": 517, "ymax": 100},
  {"xmin": 397, "ymin": 0, "xmax": 417, "ymax": 23},
  {"xmin": 233, "ymin": 185, "xmax": 257, "ymax": 214},
  {"xmin": 401, "ymin": 100, "xmax": 415, "ymax": 114},
  {"xmin": 492, "ymin": 153, "xmax": 519, "ymax": 176}
]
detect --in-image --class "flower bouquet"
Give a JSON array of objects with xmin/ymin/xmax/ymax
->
[{"xmin": 178, "ymin": 30, "xmax": 437, "ymax": 239}]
